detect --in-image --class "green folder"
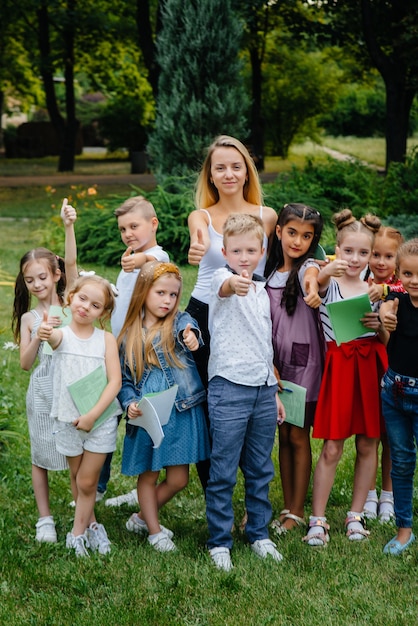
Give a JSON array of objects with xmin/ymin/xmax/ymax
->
[
  {"xmin": 43, "ymin": 306, "xmax": 72, "ymax": 355},
  {"xmin": 326, "ymin": 293, "xmax": 372, "ymax": 346},
  {"xmin": 278, "ymin": 380, "xmax": 307, "ymax": 428},
  {"xmin": 67, "ymin": 365, "xmax": 121, "ymax": 431}
]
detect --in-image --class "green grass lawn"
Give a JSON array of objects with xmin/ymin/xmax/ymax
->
[{"xmin": 0, "ymin": 189, "xmax": 417, "ymax": 625}]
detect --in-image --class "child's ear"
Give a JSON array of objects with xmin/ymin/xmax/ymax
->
[
  {"xmin": 151, "ymin": 217, "xmax": 159, "ymax": 231},
  {"xmin": 222, "ymin": 247, "xmax": 227, "ymax": 259},
  {"xmin": 275, "ymin": 225, "xmax": 281, "ymax": 240},
  {"xmin": 54, "ymin": 268, "xmax": 61, "ymax": 283}
]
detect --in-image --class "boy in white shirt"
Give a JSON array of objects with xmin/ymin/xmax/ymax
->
[{"xmin": 206, "ymin": 213, "xmax": 285, "ymax": 571}]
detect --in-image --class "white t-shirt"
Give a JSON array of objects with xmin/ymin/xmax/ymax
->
[
  {"xmin": 208, "ymin": 267, "xmax": 276, "ymax": 387},
  {"xmin": 111, "ymin": 245, "xmax": 169, "ymax": 338}
]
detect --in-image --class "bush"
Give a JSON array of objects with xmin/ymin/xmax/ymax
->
[
  {"xmin": 380, "ymin": 148, "xmax": 418, "ymax": 216},
  {"xmin": 320, "ymin": 81, "xmax": 386, "ymax": 137}
]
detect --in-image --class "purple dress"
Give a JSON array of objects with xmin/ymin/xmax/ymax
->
[{"xmin": 266, "ymin": 264, "xmax": 325, "ymax": 427}]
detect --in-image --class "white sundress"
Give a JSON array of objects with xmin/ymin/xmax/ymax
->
[{"xmin": 26, "ymin": 310, "xmax": 67, "ymax": 470}]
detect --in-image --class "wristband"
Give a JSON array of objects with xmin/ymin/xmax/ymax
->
[{"xmin": 381, "ymin": 284, "xmax": 389, "ymax": 300}]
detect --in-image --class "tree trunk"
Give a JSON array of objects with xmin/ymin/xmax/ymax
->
[
  {"xmin": 384, "ymin": 77, "xmax": 415, "ymax": 168},
  {"xmin": 361, "ymin": 0, "xmax": 416, "ymax": 169},
  {"xmin": 249, "ymin": 45, "xmax": 265, "ymax": 171},
  {"xmin": 58, "ymin": 0, "xmax": 77, "ymax": 172},
  {"xmin": 37, "ymin": 0, "xmax": 78, "ymax": 172},
  {"xmin": 136, "ymin": 0, "xmax": 166, "ymax": 98}
]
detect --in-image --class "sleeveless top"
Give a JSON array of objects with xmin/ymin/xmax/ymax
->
[
  {"xmin": 191, "ymin": 207, "xmax": 268, "ymax": 304},
  {"xmin": 50, "ymin": 326, "xmax": 121, "ymax": 422},
  {"xmin": 266, "ymin": 262, "xmax": 325, "ymax": 403}
]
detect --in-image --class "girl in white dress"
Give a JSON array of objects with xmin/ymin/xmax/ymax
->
[{"xmin": 37, "ymin": 274, "xmax": 121, "ymax": 557}]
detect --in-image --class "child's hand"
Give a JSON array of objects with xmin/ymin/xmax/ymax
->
[
  {"xmin": 303, "ymin": 276, "xmax": 321, "ymax": 309},
  {"xmin": 327, "ymin": 249, "xmax": 349, "ymax": 278},
  {"xmin": 367, "ymin": 277, "xmax": 384, "ymax": 303},
  {"xmin": 73, "ymin": 413, "xmax": 96, "ymax": 432},
  {"xmin": 188, "ymin": 229, "xmax": 206, "ymax": 265},
  {"xmin": 121, "ymin": 247, "xmax": 135, "ymax": 272},
  {"xmin": 126, "ymin": 401, "xmax": 143, "ymax": 420},
  {"xmin": 276, "ymin": 393, "xmax": 286, "ymax": 425},
  {"xmin": 230, "ymin": 270, "xmax": 252, "ymax": 296},
  {"xmin": 61, "ymin": 198, "xmax": 77, "ymax": 226},
  {"xmin": 361, "ymin": 311, "xmax": 381, "ymax": 331},
  {"xmin": 37, "ymin": 311, "xmax": 54, "ymax": 341},
  {"xmin": 183, "ymin": 323, "xmax": 199, "ymax": 351},
  {"xmin": 381, "ymin": 298, "xmax": 399, "ymax": 332}
]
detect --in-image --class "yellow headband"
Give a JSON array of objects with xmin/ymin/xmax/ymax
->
[{"xmin": 153, "ymin": 262, "xmax": 182, "ymax": 281}]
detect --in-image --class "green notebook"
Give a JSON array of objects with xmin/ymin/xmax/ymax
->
[
  {"xmin": 67, "ymin": 365, "xmax": 121, "ymax": 431},
  {"xmin": 278, "ymin": 381, "xmax": 307, "ymax": 429},
  {"xmin": 326, "ymin": 293, "xmax": 372, "ymax": 346}
]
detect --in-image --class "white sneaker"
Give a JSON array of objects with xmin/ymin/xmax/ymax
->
[
  {"xmin": 69, "ymin": 491, "xmax": 105, "ymax": 508},
  {"xmin": 86, "ymin": 522, "xmax": 111, "ymax": 555},
  {"xmin": 209, "ymin": 547, "xmax": 233, "ymax": 572},
  {"xmin": 125, "ymin": 513, "xmax": 174, "ymax": 539},
  {"xmin": 66, "ymin": 532, "xmax": 90, "ymax": 557},
  {"xmin": 148, "ymin": 531, "xmax": 177, "ymax": 552},
  {"xmin": 105, "ymin": 488, "xmax": 138, "ymax": 507},
  {"xmin": 251, "ymin": 539, "xmax": 283, "ymax": 562},
  {"xmin": 35, "ymin": 516, "xmax": 57, "ymax": 543}
]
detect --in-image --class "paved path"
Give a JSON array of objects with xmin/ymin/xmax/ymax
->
[{"xmin": 0, "ymin": 171, "xmax": 280, "ymax": 188}]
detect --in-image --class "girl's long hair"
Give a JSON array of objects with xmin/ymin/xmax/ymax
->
[
  {"xmin": 264, "ymin": 203, "xmax": 323, "ymax": 315},
  {"xmin": 195, "ymin": 135, "xmax": 262, "ymax": 209},
  {"xmin": 12, "ymin": 248, "xmax": 66, "ymax": 343},
  {"xmin": 118, "ymin": 261, "xmax": 184, "ymax": 383}
]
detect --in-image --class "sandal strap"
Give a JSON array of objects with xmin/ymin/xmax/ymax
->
[
  {"xmin": 302, "ymin": 531, "xmax": 329, "ymax": 545},
  {"xmin": 308, "ymin": 518, "xmax": 330, "ymax": 531},
  {"xmin": 345, "ymin": 514, "xmax": 370, "ymax": 537},
  {"xmin": 284, "ymin": 513, "xmax": 305, "ymax": 526}
]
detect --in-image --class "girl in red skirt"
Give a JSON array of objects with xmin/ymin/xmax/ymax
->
[{"xmin": 303, "ymin": 209, "xmax": 389, "ymax": 546}]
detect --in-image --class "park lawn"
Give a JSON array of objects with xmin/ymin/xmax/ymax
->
[{"xmin": 0, "ymin": 202, "xmax": 417, "ymax": 626}]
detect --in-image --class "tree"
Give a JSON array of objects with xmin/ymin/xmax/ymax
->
[
  {"xmin": 148, "ymin": 0, "xmax": 249, "ymax": 179},
  {"xmin": 320, "ymin": 0, "xmax": 418, "ymax": 168},
  {"xmin": 262, "ymin": 40, "xmax": 342, "ymax": 157}
]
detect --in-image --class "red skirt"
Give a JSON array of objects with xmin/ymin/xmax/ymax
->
[{"xmin": 313, "ymin": 336, "xmax": 388, "ymax": 440}]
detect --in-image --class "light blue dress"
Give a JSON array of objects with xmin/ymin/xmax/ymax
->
[{"xmin": 119, "ymin": 311, "xmax": 210, "ymax": 475}]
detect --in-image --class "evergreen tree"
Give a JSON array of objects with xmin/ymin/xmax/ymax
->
[{"xmin": 148, "ymin": 0, "xmax": 249, "ymax": 179}]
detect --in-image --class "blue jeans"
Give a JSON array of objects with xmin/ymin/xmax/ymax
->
[
  {"xmin": 381, "ymin": 368, "xmax": 418, "ymax": 528},
  {"xmin": 206, "ymin": 377, "xmax": 277, "ymax": 549}
]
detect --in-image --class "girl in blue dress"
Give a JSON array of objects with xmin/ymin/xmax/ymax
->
[{"xmin": 118, "ymin": 261, "xmax": 210, "ymax": 552}]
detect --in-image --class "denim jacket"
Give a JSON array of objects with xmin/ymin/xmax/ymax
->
[{"xmin": 118, "ymin": 311, "xmax": 206, "ymax": 413}]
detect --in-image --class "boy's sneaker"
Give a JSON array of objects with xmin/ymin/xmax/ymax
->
[
  {"xmin": 105, "ymin": 488, "xmax": 138, "ymax": 508},
  {"xmin": 209, "ymin": 547, "xmax": 233, "ymax": 572},
  {"xmin": 35, "ymin": 516, "xmax": 57, "ymax": 543},
  {"xmin": 251, "ymin": 539, "xmax": 283, "ymax": 562},
  {"xmin": 126, "ymin": 513, "xmax": 174, "ymax": 539},
  {"xmin": 148, "ymin": 531, "xmax": 176, "ymax": 552},
  {"xmin": 86, "ymin": 522, "xmax": 111, "ymax": 555},
  {"xmin": 66, "ymin": 532, "xmax": 90, "ymax": 558}
]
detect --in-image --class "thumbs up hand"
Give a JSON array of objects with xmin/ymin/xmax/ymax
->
[
  {"xmin": 37, "ymin": 310, "xmax": 54, "ymax": 341},
  {"xmin": 182, "ymin": 323, "xmax": 199, "ymax": 351},
  {"xmin": 327, "ymin": 247, "xmax": 349, "ymax": 277},
  {"xmin": 367, "ymin": 276, "xmax": 385, "ymax": 303},
  {"xmin": 61, "ymin": 198, "xmax": 77, "ymax": 226},
  {"xmin": 303, "ymin": 273, "xmax": 321, "ymax": 309},
  {"xmin": 230, "ymin": 269, "xmax": 252, "ymax": 296},
  {"xmin": 381, "ymin": 297, "xmax": 399, "ymax": 332},
  {"xmin": 121, "ymin": 246, "xmax": 135, "ymax": 272},
  {"xmin": 188, "ymin": 228, "xmax": 206, "ymax": 265}
]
